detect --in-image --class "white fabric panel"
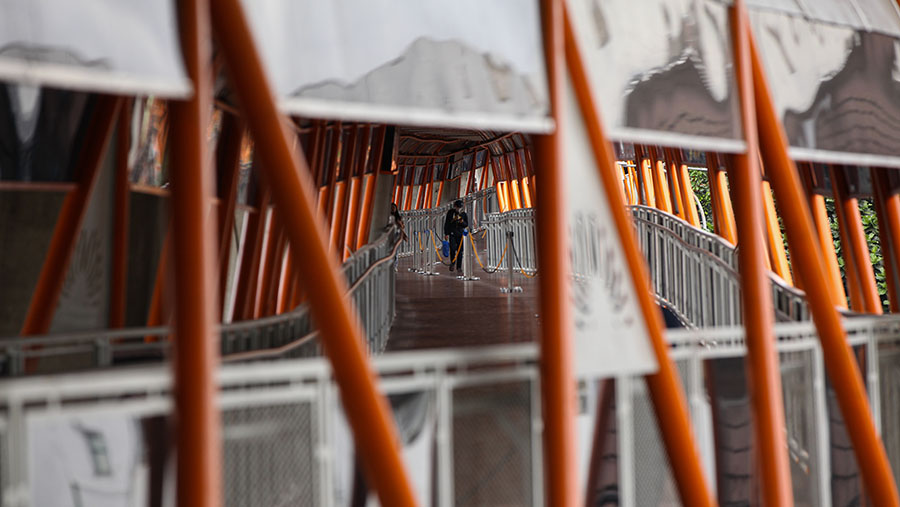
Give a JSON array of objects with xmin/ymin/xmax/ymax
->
[
  {"xmin": 239, "ymin": 0, "xmax": 552, "ymax": 132},
  {"xmin": 0, "ymin": 0, "xmax": 190, "ymax": 97}
]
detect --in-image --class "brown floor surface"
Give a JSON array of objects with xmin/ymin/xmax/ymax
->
[{"xmin": 386, "ymin": 253, "xmax": 540, "ymax": 351}]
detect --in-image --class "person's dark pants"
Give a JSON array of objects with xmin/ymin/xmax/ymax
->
[{"xmin": 449, "ymin": 234, "xmax": 463, "ymax": 271}]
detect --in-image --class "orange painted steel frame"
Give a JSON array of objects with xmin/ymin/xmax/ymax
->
[
  {"xmin": 872, "ymin": 168, "xmax": 900, "ymax": 312},
  {"xmin": 832, "ymin": 166, "xmax": 881, "ymax": 314},
  {"xmin": 799, "ymin": 165, "xmax": 846, "ymax": 307},
  {"xmin": 648, "ymin": 146, "xmax": 672, "ymax": 213},
  {"xmin": 170, "ymin": 0, "xmax": 222, "ymax": 504},
  {"xmin": 330, "ymin": 125, "xmax": 358, "ymax": 254},
  {"xmin": 729, "ymin": 2, "xmax": 794, "ymax": 503},
  {"xmin": 233, "ymin": 187, "xmax": 270, "ymax": 321},
  {"xmin": 216, "ymin": 114, "xmax": 245, "ymax": 316},
  {"xmin": 110, "ymin": 102, "xmax": 133, "ymax": 329},
  {"xmin": 563, "ymin": 7, "xmax": 716, "ymax": 507},
  {"xmin": 343, "ymin": 125, "xmax": 370, "ymax": 258},
  {"xmin": 706, "ymin": 152, "xmax": 737, "ymax": 244},
  {"xmin": 761, "ymin": 178, "xmax": 792, "ymax": 284},
  {"xmin": 746, "ymin": 12, "xmax": 900, "ymax": 504},
  {"xmin": 356, "ymin": 126, "xmax": 387, "ymax": 250},
  {"xmin": 533, "ymin": 0, "xmax": 578, "ymax": 504},
  {"xmin": 831, "ymin": 169, "xmax": 865, "ymax": 311},
  {"xmin": 662, "ymin": 147, "xmax": 685, "ymax": 219},
  {"xmin": 320, "ymin": 121, "xmax": 343, "ymax": 220},
  {"xmin": 211, "ymin": 1, "xmax": 417, "ymax": 504},
  {"xmin": 21, "ymin": 96, "xmax": 122, "ymax": 336}
]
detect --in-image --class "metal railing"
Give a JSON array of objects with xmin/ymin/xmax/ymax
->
[
  {"xmin": 0, "ymin": 227, "xmax": 403, "ymax": 376},
  {"xmin": 0, "ymin": 343, "xmax": 542, "ymax": 507},
  {"xmin": 480, "ymin": 204, "xmax": 809, "ymax": 327},
  {"xmin": 397, "ymin": 187, "xmax": 499, "ymax": 259},
  {"xmin": 1, "ymin": 314, "xmax": 897, "ymax": 506}
]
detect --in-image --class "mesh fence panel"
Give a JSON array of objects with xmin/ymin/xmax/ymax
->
[
  {"xmin": 779, "ymin": 349, "xmax": 822, "ymax": 507},
  {"xmin": 880, "ymin": 341, "xmax": 900, "ymax": 489},
  {"xmin": 827, "ymin": 344, "xmax": 868, "ymax": 507},
  {"xmin": 632, "ymin": 378, "xmax": 681, "ymax": 506},
  {"xmin": 222, "ymin": 401, "xmax": 317, "ymax": 507},
  {"xmin": 452, "ymin": 381, "xmax": 532, "ymax": 506}
]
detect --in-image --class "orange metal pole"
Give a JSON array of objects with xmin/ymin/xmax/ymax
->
[
  {"xmin": 563, "ymin": 8, "xmax": 716, "ymax": 506},
  {"xmin": 677, "ymin": 156, "xmax": 701, "ymax": 227},
  {"xmin": 146, "ymin": 228, "xmax": 172, "ymax": 329},
  {"xmin": 761, "ymin": 179, "xmax": 793, "ymax": 285},
  {"xmin": 480, "ymin": 153, "xmax": 491, "ymax": 191},
  {"xmin": 170, "ymin": 0, "xmax": 221, "ymax": 503},
  {"xmin": 257, "ymin": 214, "xmax": 283, "ymax": 318},
  {"xmin": 648, "ymin": 147, "xmax": 671, "ymax": 212},
  {"xmin": 706, "ymin": 152, "xmax": 737, "ymax": 243},
  {"xmin": 110, "ymin": 101, "xmax": 133, "ymax": 329},
  {"xmin": 216, "ymin": 114, "xmax": 245, "ymax": 315},
  {"xmin": 728, "ymin": 2, "xmax": 794, "ymax": 504},
  {"xmin": 320, "ymin": 122, "xmax": 343, "ymax": 221},
  {"xmin": 343, "ymin": 126, "xmax": 368, "ymax": 259},
  {"xmin": 872, "ymin": 171, "xmax": 900, "ymax": 313},
  {"xmin": 356, "ymin": 126, "xmax": 387, "ymax": 249},
  {"xmin": 403, "ymin": 181, "xmax": 413, "ymax": 211},
  {"xmin": 663, "ymin": 147, "xmax": 687, "ymax": 219},
  {"xmin": 832, "ymin": 166, "xmax": 881, "ymax": 313},
  {"xmin": 873, "ymin": 168, "xmax": 900, "ymax": 312},
  {"xmin": 21, "ymin": 96, "xmax": 121, "ymax": 335},
  {"xmin": 534, "ymin": 0, "xmax": 578, "ymax": 504},
  {"xmin": 747, "ymin": 17, "xmax": 900, "ymax": 504},
  {"xmin": 638, "ymin": 151, "xmax": 656, "ymax": 206},
  {"xmin": 211, "ymin": 1, "xmax": 417, "ymax": 504},
  {"xmin": 331, "ymin": 126, "xmax": 358, "ymax": 254},
  {"xmin": 832, "ymin": 185, "xmax": 865, "ymax": 310},
  {"xmin": 233, "ymin": 191, "xmax": 269, "ymax": 321},
  {"xmin": 800, "ymin": 165, "xmax": 847, "ymax": 308}
]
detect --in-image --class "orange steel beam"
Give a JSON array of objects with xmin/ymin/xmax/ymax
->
[
  {"xmin": 343, "ymin": 126, "xmax": 369, "ymax": 259},
  {"xmin": 706, "ymin": 152, "xmax": 737, "ymax": 243},
  {"xmin": 747, "ymin": 16, "xmax": 900, "ymax": 504},
  {"xmin": 832, "ymin": 166, "xmax": 881, "ymax": 314},
  {"xmin": 21, "ymin": 95, "xmax": 122, "ymax": 336},
  {"xmin": 211, "ymin": 1, "xmax": 417, "ymax": 504},
  {"xmin": 649, "ymin": 147, "xmax": 672, "ymax": 213},
  {"xmin": 729, "ymin": 2, "xmax": 794, "ymax": 504},
  {"xmin": 872, "ymin": 168, "xmax": 900, "ymax": 312},
  {"xmin": 664, "ymin": 147, "xmax": 686, "ymax": 219},
  {"xmin": 403, "ymin": 181, "xmax": 414, "ymax": 211},
  {"xmin": 563, "ymin": 8, "xmax": 715, "ymax": 506},
  {"xmin": 479, "ymin": 153, "xmax": 491, "ymax": 191},
  {"xmin": 800, "ymin": 165, "xmax": 847, "ymax": 308},
  {"xmin": 677, "ymin": 154, "xmax": 702, "ymax": 227},
  {"xmin": 146, "ymin": 226, "xmax": 172, "ymax": 333},
  {"xmin": 356, "ymin": 126, "xmax": 387, "ymax": 249},
  {"xmin": 331, "ymin": 125, "xmax": 358, "ymax": 253},
  {"xmin": 257, "ymin": 213, "xmax": 283, "ymax": 318},
  {"xmin": 320, "ymin": 121, "xmax": 343, "ymax": 221},
  {"xmin": 216, "ymin": 114, "xmax": 245, "ymax": 316},
  {"xmin": 832, "ymin": 184, "xmax": 865, "ymax": 310},
  {"xmin": 233, "ymin": 191, "xmax": 269, "ymax": 321},
  {"xmin": 534, "ymin": 0, "xmax": 578, "ymax": 504},
  {"xmin": 170, "ymin": 0, "xmax": 221, "ymax": 503},
  {"xmin": 872, "ymin": 171, "xmax": 900, "ymax": 312},
  {"xmin": 636, "ymin": 148, "xmax": 656, "ymax": 206},
  {"xmin": 761, "ymin": 179, "xmax": 793, "ymax": 285},
  {"xmin": 110, "ymin": 101, "xmax": 133, "ymax": 329}
]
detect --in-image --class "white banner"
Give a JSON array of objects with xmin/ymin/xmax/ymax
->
[
  {"xmin": 240, "ymin": 0, "xmax": 552, "ymax": 132},
  {"xmin": 563, "ymin": 71, "xmax": 659, "ymax": 379},
  {"xmin": 0, "ymin": 0, "xmax": 190, "ymax": 97}
]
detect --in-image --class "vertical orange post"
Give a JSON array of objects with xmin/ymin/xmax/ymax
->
[
  {"xmin": 356, "ymin": 126, "xmax": 387, "ymax": 249},
  {"xmin": 648, "ymin": 146, "xmax": 671, "ymax": 212},
  {"xmin": 747, "ymin": 17, "xmax": 900, "ymax": 504},
  {"xmin": 170, "ymin": 0, "xmax": 221, "ymax": 504},
  {"xmin": 677, "ymin": 154, "xmax": 701, "ymax": 227},
  {"xmin": 110, "ymin": 101, "xmax": 133, "ymax": 329},
  {"xmin": 257, "ymin": 214, "xmax": 283, "ymax": 318},
  {"xmin": 330, "ymin": 126, "xmax": 357, "ymax": 254},
  {"xmin": 211, "ymin": 1, "xmax": 417, "ymax": 504},
  {"xmin": 320, "ymin": 122, "xmax": 343, "ymax": 221},
  {"xmin": 480, "ymin": 153, "xmax": 491, "ymax": 191},
  {"xmin": 706, "ymin": 152, "xmax": 737, "ymax": 243},
  {"xmin": 831, "ymin": 180, "xmax": 865, "ymax": 310},
  {"xmin": 637, "ymin": 146, "xmax": 656, "ymax": 206},
  {"xmin": 832, "ymin": 166, "xmax": 881, "ymax": 314},
  {"xmin": 872, "ymin": 168, "xmax": 900, "ymax": 312},
  {"xmin": 800, "ymin": 165, "xmax": 846, "ymax": 308},
  {"xmin": 343, "ymin": 126, "xmax": 369, "ymax": 259},
  {"xmin": 233, "ymin": 188, "xmax": 269, "ymax": 321},
  {"xmin": 872, "ymin": 169, "xmax": 900, "ymax": 312},
  {"xmin": 146, "ymin": 227, "xmax": 172, "ymax": 331},
  {"xmin": 533, "ymin": 0, "xmax": 578, "ymax": 504},
  {"xmin": 21, "ymin": 96, "xmax": 122, "ymax": 336},
  {"xmin": 729, "ymin": 1, "xmax": 794, "ymax": 504},
  {"xmin": 761, "ymin": 179, "xmax": 793, "ymax": 285},
  {"xmin": 216, "ymin": 114, "xmax": 245, "ymax": 314},
  {"xmin": 663, "ymin": 147, "xmax": 686, "ymax": 219},
  {"xmin": 563, "ymin": 8, "xmax": 716, "ymax": 506},
  {"xmin": 403, "ymin": 180, "xmax": 414, "ymax": 211}
]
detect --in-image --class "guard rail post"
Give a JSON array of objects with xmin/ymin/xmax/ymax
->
[
  {"xmin": 501, "ymin": 229, "xmax": 523, "ymax": 293},
  {"xmin": 459, "ymin": 230, "xmax": 479, "ymax": 281}
]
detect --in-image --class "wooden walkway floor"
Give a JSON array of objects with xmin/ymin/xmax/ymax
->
[{"xmin": 386, "ymin": 254, "xmax": 540, "ymax": 351}]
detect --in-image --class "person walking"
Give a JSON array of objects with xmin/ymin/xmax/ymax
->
[{"xmin": 443, "ymin": 199, "xmax": 468, "ymax": 272}]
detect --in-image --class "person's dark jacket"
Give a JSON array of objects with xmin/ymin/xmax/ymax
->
[{"xmin": 444, "ymin": 208, "xmax": 469, "ymax": 237}]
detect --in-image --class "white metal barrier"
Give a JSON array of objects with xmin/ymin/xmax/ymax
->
[
  {"xmin": 0, "ymin": 343, "xmax": 542, "ymax": 507},
  {"xmin": 0, "ymin": 227, "xmax": 403, "ymax": 376}
]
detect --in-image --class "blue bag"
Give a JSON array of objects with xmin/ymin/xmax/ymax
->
[
  {"xmin": 463, "ymin": 228, "xmax": 469, "ymax": 237},
  {"xmin": 442, "ymin": 240, "xmax": 450, "ymax": 258}
]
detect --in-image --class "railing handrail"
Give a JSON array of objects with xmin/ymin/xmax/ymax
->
[{"xmin": 0, "ymin": 226, "xmax": 402, "ymax": 373}]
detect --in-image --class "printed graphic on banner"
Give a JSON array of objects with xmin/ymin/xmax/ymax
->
[
  {"xmin": 563, "ymin": 72, "xmax": 658, "ymax": 378},
  {"xmin": 240, "ymin": 0, "xmax": 551, "ymax": 132},
  {"xmin": 0, "ymin": 0, "xmax": 190, "ymax": 97},
  {"xmin": 565, "ymin": 0, "xmax": 744, "ymax": 153}
]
